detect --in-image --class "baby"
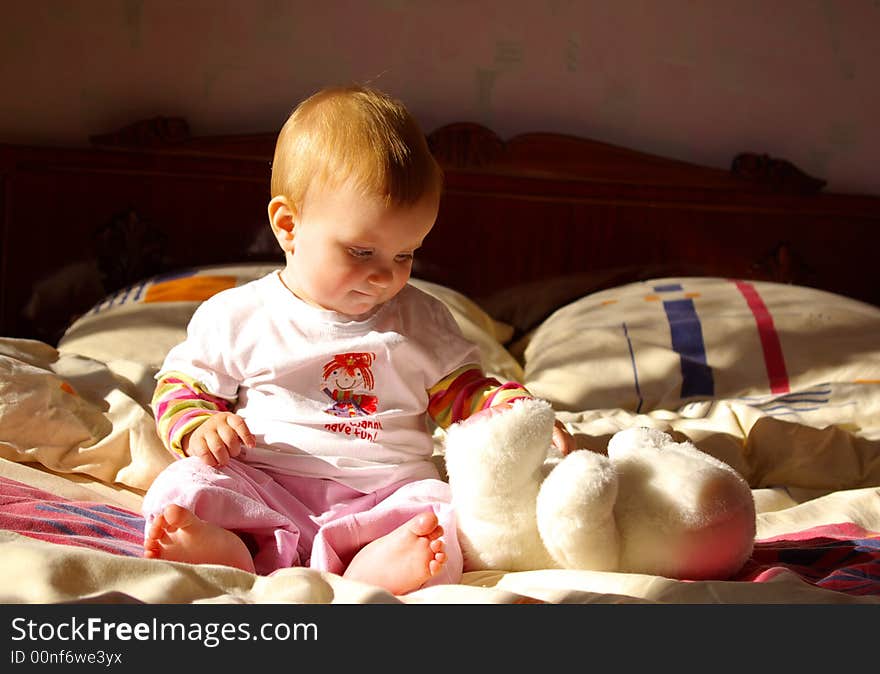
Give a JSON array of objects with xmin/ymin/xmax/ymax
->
[{"xmin": 142, "ymin": 85, "xmax": 573, "ymax": 595}]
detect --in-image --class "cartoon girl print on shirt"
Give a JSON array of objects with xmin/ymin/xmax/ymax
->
[{"xmin": 322, "ymin": 352, "xmax": 379, "ymax": 417}]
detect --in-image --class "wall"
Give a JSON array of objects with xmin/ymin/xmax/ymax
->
[{"xmin": 1, "ymin": 0, "xmax": 878, "ymax": 195}]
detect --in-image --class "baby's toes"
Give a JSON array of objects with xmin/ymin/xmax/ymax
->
[{"xmin": 408, "ymin": 510, "xmax": 440, "ymax": 537}]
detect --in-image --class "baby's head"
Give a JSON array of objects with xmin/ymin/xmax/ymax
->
[
  {"xmin": 270, "ymin": 84, "xmax": 442, "ymax": 211},
  {"xmin": 268, "ymin": 86, "xmax": 442, "ymax": 316}
]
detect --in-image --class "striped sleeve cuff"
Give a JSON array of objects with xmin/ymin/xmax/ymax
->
[
  {"xmin": 427, "ymin": 364, "xmax": 531, "ymax": 428},
  {"xmin": 151, "ymin": 371, "xmax": 235, "ymax": 457}
]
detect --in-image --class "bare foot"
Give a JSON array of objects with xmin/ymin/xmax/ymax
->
[
  {"xmin": 143, "ymin": 504, "xmax": 256, "ymax": 573},
  {"xmin": 343, "ymin": 511, "xmax": 447, "ymax": 595}
]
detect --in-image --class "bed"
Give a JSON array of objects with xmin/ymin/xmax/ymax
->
[{"xmin": 1, "ymin": 117, "xmax": 879, "ymax": 605}]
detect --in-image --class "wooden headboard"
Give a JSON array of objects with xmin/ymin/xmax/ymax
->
[{"xmin": 2, "ymin": 116, "xmax": 879, "ymax": 343}]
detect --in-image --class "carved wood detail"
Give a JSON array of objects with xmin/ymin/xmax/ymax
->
[
  {"xmin": 427, "ymin": 122, "xmax": 505, "ymax": 168},
  {"xmin": 731, "ymin": 152, "xmax": 827, "ymax": 194},
  {"xmin": 90, "ymin": 116, "xmax": 192, "ymax": 148}
]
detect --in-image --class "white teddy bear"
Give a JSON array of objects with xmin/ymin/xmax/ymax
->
[{"xmin": 444, "ymin": 398, "xmax": 756, "ymax": 580}]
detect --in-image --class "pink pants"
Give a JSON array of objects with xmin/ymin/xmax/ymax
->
[{"xmin": 142, "ymin": 456, "xmax": 463, "ymax": 585}]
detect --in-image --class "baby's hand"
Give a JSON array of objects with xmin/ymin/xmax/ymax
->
[
  {"xmin": 183, "ymin": 412, "xmax": 255, "ymax": 467},
  {"xmin": 552, "ymin": 420, "xmax": 576, "ymax": 456}
]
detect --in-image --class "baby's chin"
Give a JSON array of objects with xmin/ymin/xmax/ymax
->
[{"xmin": 335, "ymin": 292, "xmax": 385, "ymax": 317}]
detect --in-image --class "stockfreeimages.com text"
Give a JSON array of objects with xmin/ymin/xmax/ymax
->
[{"xmin": 10, "ymin": 617, "xmax": 317, "ymax": 649}]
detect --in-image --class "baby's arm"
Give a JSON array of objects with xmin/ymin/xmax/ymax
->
[
  {"xmin": 427, "ymin": 365, "xmax": 575, "ymax": 455},
  {"xmin": 151, "ymin": 371, "xmax": 253, "ymax": 465}
]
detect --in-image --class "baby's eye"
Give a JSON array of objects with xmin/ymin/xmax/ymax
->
[
  {"xmin": 394, "ymin": 252, "xmax": 414, "ymax": 263},
  {"xmin": 347, "ymin": 247, "xmax": 373, "ymax": 259}
]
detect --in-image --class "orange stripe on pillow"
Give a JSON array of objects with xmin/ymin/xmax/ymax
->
[{"xmin": 143, "ymin": 276, "xmax": 237, "ymax": 303}]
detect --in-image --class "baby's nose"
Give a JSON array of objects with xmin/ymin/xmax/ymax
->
[{"xmin": 368, "ymin": 265, "xmax": 393, "ymax": 287}]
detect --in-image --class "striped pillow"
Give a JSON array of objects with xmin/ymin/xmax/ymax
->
[{"xmin": 521, "ymin": 277, "xmax": 880, "ymax": 414}]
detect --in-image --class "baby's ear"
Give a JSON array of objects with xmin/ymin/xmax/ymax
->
[{"xmin": 268, "ymin": 196, "xmax": 297, "ymax": 251}]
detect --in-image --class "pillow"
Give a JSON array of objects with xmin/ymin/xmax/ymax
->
[
  {"xmin": 58, "ymin": 264, "xmax": 522, "ymax": 384},
  {"xmin": 57, "ymin": 264, "xmax": 279, "ymax": 371},
  {"xmin": 479, "ymin": 264, "xmax": 688, "ymax": 338},
  {"xmin": 521, "ymin": 277, "xmax": 880, "ymax": 414}
]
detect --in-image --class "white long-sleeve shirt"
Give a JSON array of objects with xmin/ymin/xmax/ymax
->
[{"xmin": 156, "ymin": 271, "xmax": 484, "ymax": 492}]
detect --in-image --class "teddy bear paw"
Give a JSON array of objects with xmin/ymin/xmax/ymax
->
[
  {"xmin": 536, "ymin": 449, "xmax": 622, "ymax": 570},
  {"xmin": 445, "ymin": 397, "xmax": 559, "ymax": 570},
  {"xmin": 607, "ymin": 426, "xmax": 756, "ymax": 579},
  {"xmin": 445, "ymin": 397, "xmax": 555, "ymax": 493}
]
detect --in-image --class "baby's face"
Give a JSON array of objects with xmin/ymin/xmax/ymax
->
[{"xmin": 282, "ymin": 179, "xmax": 438, "ymax": 316}]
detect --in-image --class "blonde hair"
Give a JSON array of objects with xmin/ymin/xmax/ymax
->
[{"xmin": 270, "ymin": 85, "xmax": 443, "ymax": 208}]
